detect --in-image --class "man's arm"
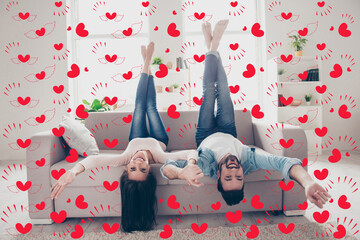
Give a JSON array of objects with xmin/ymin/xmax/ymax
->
[
  {"xmin": 289, "ymin": 164, "xmax": 331, "ymax": 209},
  {"xmin": 161, "ymin": 160, "xmax": 204, "ymax": 187}
]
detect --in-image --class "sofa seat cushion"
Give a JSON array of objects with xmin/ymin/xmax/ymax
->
[{"xmin": 50, "ymin": 150, "xmax": 169, "ymax": 187}]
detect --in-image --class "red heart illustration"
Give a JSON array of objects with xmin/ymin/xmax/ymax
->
[
  {"xmin": 191, "ymin": 223, "xmax": 208, "ymax": 234},
  {"xmin": 260, "ymin": 67, "xmax": 264, "ymax": 72},
  {"xmin": 55, "ymin": 1, "xmax": 62, "ymax": 7},
  {"xmin": 105, "ymin": 12, "xmax": 116, "ymax": 20},
  {"xmin": 338, "ymin": 195, "xmax": 351, "ymax": 209},
  {"xmin": 315, "ymin": 85, "xmax": 327, "ymax": 94},
  {"xmin": 53, "ymin": 85, "xmax": 64, "ymax": 94},
  {"xmin": 105, "ymin": 54, "xmax": 117, "ymax": 63},
  {"xmin": 314, "ymin": 168, "xmax": 328, "ymax": 180},
  {"xmin": 67, "ymin": 26, "xmax": 71, "ymax": 31},
  {"xmin": 193, "ymin": 97, "xmax": 203, "ymax": 106},
  {"xmin": 338, "ymin": 104, "xmax": 351, "ymax": 119},
  {"xmin": 76, "ymin": 23, "xmax": 89, "ymax": 37},
  {"xmin": 67, "ymin": 63, "xmax": 80, "ymax": 78},
  {"xmin": 75, "ymin": 195, "xmax": 88, "ymax": 209},
  {"xmin": 313, "ymin": 210, "xmax": 329, "ymax": 223},
  {"xmin": 330, "ymin": 108, "xmax": 334, "ymax": 112},
  {"xmin": 50, "ymin": 210, "xmax": 67, "ymax": 223},
  {"xmin": 251, "ymin": 23, "xmax": 264, "ymax": 37},
  {"xmin": 104, "ymin": 96, "xmax": 117, "ymax": 105},
  {"xmin": 35, "ymin": 158, "xmax": 46, "ymax": 167},
  {"xmin": 167, "ymin": 23, "xmax": 180, "ymax": 37},
  {"xmin": 51, "ymin": 168, "xmax": 66, "ymax": 180},
  {"xmin": 298, "ymin": 201, "xmax": 308, "ymax": 210},
  {"xmin": 167, "ymin": 104, "xmax": 180, "ymax": 119},
  {"xmin": 142, "ymin": 1, "xmax": 150, "ymax": 7},
  {"xmin": 18, "ymin": 54, "xmax": 30, "ymax": 62},
  {"xmin": 16, "ymin": 181, "xmax": 32, "ymax": 191},
  {"xmin": 211, "ymin": 201, "xmax": 221, "ymax": 210},
  {"xmin": 84, "ymin": 67, "xmax": 89, "ymax": 72},
  {"xmin": 246, "ymin": 225, "xmax": 259, "ymax": 239},
  {"xmin": 17, "ymin": 96, "xmax": 31, "ymax": 105},
  {"xmin": 122, "ymin": 27, "xmax": 133, "ymax": 36},
  {"xmin": 243, "ymin": 108, "xmax": 247, "ymax": 112},
  {"xmin": 347, "ymin": 67, "xmax": 351, "ymax": 72},
  {"xmin": 330, "ymin": 64, "xmax": 343, "ymax": 78},
  {"xmin": 35, "ymin": 201, "xmax": 45, "ymax": 210},
  {"xmin": 298, "ymin": 71, "xmax": 308, "ymax": 80},
  {"xmin": 16, "ymin": 223, "xmax": 32, "ymax": 234},
  {"xmin": 243, "ymin": 64, "xmax": 256, "ymax": 78},
  {"xmin": 193, "ymin": 54, "xmax": 205, "ymax": 63},
  {"xmin": 54, "ymin": 43, "xmax": 63, "ymax": 50},
  {"xmin": 52, "ymin": 127, "xmax": 65, "ymax": 137},
  {"xmin": 176, "ymin": 67, "xmax": 180, "ymax": 72},
  {"xmin": 279, "ymin": 138, "xmax": 294, "ymax": 148},
  {"xmin": 317, "ymin": 1, "xmax": 325, "ymax": 7},
  {"xmin": 229, "ymin": 85, "xmax": 240, "ymax": 94},
  {"xmin": 279, "ymin": 180, "xmax": 294, "ymax": 191},
  {"xmin": 66, "ymin": 148, "xmax": 79, "ymax": 163},
  {"xmin": 226, "ymin": 210, "xmax": 242, "ymax": 223},
  {"xmin": 35, "ymin": 71, "xmax": 45, "ymax": 80},
  {"xmin": 230, "ymin": 1, "xmax": 238, "ymax": 7},
  {"xmin": 104, "ymin": 139, "xmax": 118, "ymax": 149},
  {"xmin": 316, "ymin": 43, "xmax": 326, "ymax": 50},
  {"xmin": 280, "ymin": 96, "xmax": 293, "ymax": 106},
  {"xmin": 333, "ymin": 224, "xmax": 346, "ymax": 239},
  {"xmin": 18, "ymin": 12, "xmax": 30, "ymax": 20},
  {"xmin": 280, "ymin": 54, "xmax": 293, "ymax": 63},
  {"xmin": 346, "ymin": 152, "xmax": 350, "ymax": 157},
  {"xmin": 315, "ymin": 127, "xmax": 327, "ymax": 137},
  {"xmin": 228, "ymin": 43, "xmax": 239, "ymax": 51},
  {"xmin": 103, "ymin": 181, "xmax": 119, "ymax": 191},
  {"xmin": 35, "ymin": 28, "xmax": 46, "ymax": 36},
  {"xmin": 165, "ymin": 48, "xmax": 169, "ymax": 53},
  {"xmin": 154, "ymin": 26, "xmax": 159, "ymax": 31},
  {"xmin": 298, "ymin": 114, "xmax": 308, "ymax": 123},
  {"xmin": 251, "ymin": 104, "xmax": 264, "ymax": 119},
  {"xmin": 160, "ymin": 224, "xmax": 173, "ymax": 239},
  {"xmin": 71, "ymin": 224, "xmax": 84, "ymax": 239},
  {"xmin": 76, "ymin": 104, "xmax": 89, "ymax": 119},
  {"xmin": 123, "ymin": 114, "xmax": 132, "ymax": 123},
  {"xmin": 330, "ymin": 26, "xmax": 334, "ymax": 31},
  {"xmin": 281, "ymin": 12, "xmax": 292, "ymax": 20},
  {"xmin": 251, "ymin": 195, "xmax": 264, "ymax": 209},
  {"xmin": 194, "ymin": 12, "xmax": 205, "ymax": 20},
  {"xmin": 302, "ymin": 158, "xmax": 308, "ymax": 167},
  {"xmin": 298, "ymin": 27, "xmax": 308, "ymax": 36},
  {"xmin": 167, "ymin": 195, "xmax": 180, "ymax": 209},
  {"xmin": 155, "ymin": 64, "xmax": 169, "ymax": 78},
  {"xmin": 67, "ymin": 198, "xmax": 71, "ymax": 203},
  {"xmin": 165, "ymin": 87, "xmax": 170, "ymax": 92},
  {"xmin": 122, "ymin": 71, "xmax": 133, "ymax": 80},
  {"xmin": 328, "ymin": 148, "xmax": 341, "ymax": 163},
  {"xmin": 17, "ymin": 139, "xmax": 31, "ymax": 148},
  {"xmin": 278, "ymin": 223, "xmax": 295, "ymax": 234},
  {"xmin": 103, "ymin": 223, "xmax": 119, "ymax": 234},
  {"xmin": 243, "ymin": 26, "xmax": 247, "ymax": 31},
  {"xmin": 172, "ymin": 10, "xmax": 177, "ymax": 15},
  {"xmin": 166, "ymin": 127, "xmax": 170, "ymax": 132},
  {"xmin": 338, "ymin": 23, "xmax": 351, "ymax": 37},
  {"xmin": 35, "ymin": 114, "xmax": 45, "ymax": 123}
]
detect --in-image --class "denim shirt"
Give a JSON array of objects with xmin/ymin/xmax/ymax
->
[{"xmin": 160, "ymin": 145, "xmax": 302, "ymax": 180}]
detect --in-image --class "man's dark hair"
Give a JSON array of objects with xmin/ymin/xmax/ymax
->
[
  {"xmin": 120, "ymin": 170, "xmax": 157, "ymax": 232},
  {"xmin": 217, "ymin": 178, "xmax": 245, "ymax": 205}
]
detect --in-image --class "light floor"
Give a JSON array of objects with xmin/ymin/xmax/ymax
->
[{"xmin": 0, "ymin": 150, "xmax": 359, "ymax": 239}]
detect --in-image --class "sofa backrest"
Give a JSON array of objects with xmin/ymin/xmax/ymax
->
[{"xmin": 85, "ymin": 110, "xmax": 254, "ymax": 151}]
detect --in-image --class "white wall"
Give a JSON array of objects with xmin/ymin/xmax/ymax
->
[
  {"xmin": 0, "ymin": 0, "xmax": 69, "ymax": 161},
  {"xmin": 264, "ymin": 0, "xmax": 360, "ymax": 151}
]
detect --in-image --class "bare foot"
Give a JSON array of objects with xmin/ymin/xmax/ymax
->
[
  {"xmin": 141, "ymin": 45, "xmax": 146, "ymax": 61},
  {"xmin": 202, "ymin": 22, "xmax": 212, "ymax": 50},
  {"xmin": 211, "ymin": 20, "xmax": 229, "ymax": 51},
  {"xmin": 145, "ymin": 42, "xmax": 155, "ymax": 63}
]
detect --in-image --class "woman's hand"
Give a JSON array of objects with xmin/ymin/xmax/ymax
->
[
  {"xmin": 50, "ymin": 170, "xmax": 76, "ymax": 199},
  {"xmin": 305, "ymin": 182, "xmax": 331, "ymax": 208},
  {"xmin": 179, "ymin": 164, "xmax": 204, "ymax": 187}
]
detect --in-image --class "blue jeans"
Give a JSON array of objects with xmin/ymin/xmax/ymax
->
[
  {"xmin": 129, "ymin": 73, "xmax": 169, "ymax": 145},
  {"xmin": 195, "ymin": 51, "xmax": 237, "ymax": 147}
]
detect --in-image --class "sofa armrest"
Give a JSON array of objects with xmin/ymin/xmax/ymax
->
[
  {"xmin": 26, "ymin": 131, "xmax": 67, "ymax": 220},
  {"xmin": 253, "ymin": 122, "xmax": 307, "ymax": 212}
]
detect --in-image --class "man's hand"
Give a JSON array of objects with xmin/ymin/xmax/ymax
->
[
  {"xmin": 50, "ymin": 170, "xmax": 75, "ymax": 199},
  {"xmin": 179, "ymin": 164, "xmax": 204, "ymax": 187},
  {"xmin": 305, "ymin": 182, "xmax": 331, "ymax": 209}
]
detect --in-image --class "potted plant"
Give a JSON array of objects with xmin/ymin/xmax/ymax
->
[
  {"xmin": 305, "ymin": 94, "xmax": 312, "ymax": 105},
  {"xmin": 172, "ymin": 84, "xmax": 180, "ymax": 92},
  {"xmin": 289, "ymin": 34, "xmax": 308, "ymax": 56},
  {"xmin": 75, "ymin": 97, "xmax": 114, "ymax": 122},
  {"xmin": 152, "ymin": 56, "xmax": 163, "ymax": 73}
]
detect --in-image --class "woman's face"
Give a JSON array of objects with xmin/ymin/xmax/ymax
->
[{"xmin": 127, "ymin": 150, "xmax": 150, "ymax": 181}]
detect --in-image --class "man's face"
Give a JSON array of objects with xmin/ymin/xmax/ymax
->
[
  {"xmin": 127, "ymin": 150, "xmax": 150, "ymax": 181},
  {"xmin": 218, "ymin": 155, "xmax": 244, "ymax": 191}
]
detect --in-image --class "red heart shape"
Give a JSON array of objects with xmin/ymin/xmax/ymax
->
[
  {"xmin": 281, "ymin": 12, "xmax": 292, "ymax": 20},
  {"xmin": 154, "ymin": 26, "xmax": 159, "ymax": 31},
  {"xmin": 246, "ymin": 225, "xmax": 259, "ymax": 239},
  {"xmin": 122, "ymin": 71, "xmax": 133, "ymax": 80},
  {"xmin": 66, "ymin": 148, "xmax": 79, "ymax": 163},
  {"xmin": 279, "ymin": 180, "xmax": 294, "ymax": 191},
  {"xmin": 315, "ymin": 127, "xmax": 327, "ymax": 137},
  {"xmin": 160, "ymin": 224, "xmax": 173, "ymax": 239},
  {"xmin": 338, "ymin": 104, "xmax": 351, "ymax": 119},
  {"xmin": 193, "ymin": 97, "xmax": 203, "ymax": 106},
  {"xmin": 229, "ymin": 85, "xmax": 240, "ymax": 94},
  {"xmin": 17, "ymin": 139, "xmax": 31, "ymax": 148},
  {"xmin": 16, "ymin": 223, "xmax": 32, "ymax": 234},
  {"xmin": 76, "ymin": 23, "xmax": 89, "ymax": 37},
  {"xmin": 333, "ymin": 224, "xmax": 346, "ymax": 239},
  {"xmin": 194, "ymin": 12, "xmax": 205, "ymax": 20},
  {"xmin": 298, "ymin": 201, "xmax": 308, "ymax": 210},
  {"xmin": 251, "ymin": 104, "xmax": 264, "ymax": 119},
  {"xmin": 53, "ymin": 85, "xmax": 64, "ymax": 94},
  {"xmin": 243, "ymin": 26, "xmax": 247, "ymax": 31},
  {"xmin": 328, "ymin": 148, "xmax": 341, "ymax": 163},
  {"xmin": 243, "ymin": 64, "xmax": 256, "ymax": 78},
  {"xmin": 191, "ymin": 223, "xmax": 208, "ymax": 234},
  {"xmin": 55, "ymin": 1, "xmax": 62, "ymax": 7},
  {"xmin": 173, "ymin": 10, "xmax": 177, "ymax": 15},
  {"xmin": 167, "ymin": 23, "xmax": 180, "ymax": 37},
  {"xmin": 16, "ymin": 181, "xmax": 32, "ymax": 191},
  {"xmin": 278, "ymin": 223, "xmax": 295, "ymax": 234},
  {"xmin": 251, "ymin": 23, "xmax": 264, "ymax": 37},
  {"xmin": 338, "ymin": 23, "xmax": 351, "ymax": 37},
  {"xmin": 75, "ymin": 195, "xmax": 88, "ymax": 209},
  {"xmin": 35, "ymin": 28, "xmax": 45, "ymax": 36},
  {"xmin": 18, "ymin": 12, "xmax": 30, "ymax": 20},
  {"xmin": 35, "ymin": 158, "xmax": 46, "ymax": 167},
  {"xmin": 35, "ymin": 114, "xmax": 45, "ymax": 123},
  {"xmin": 330, "ymin": 26, "xmax": 334, "ymax": 31},
  {"xmin": 302, "ymin": 158, "xmax": 308, "ymax": 167},
  {"xmin": 330, "ymin": 108, "xmax": 334, "ymax": 112},
  {"xmin": 142, "ymin": 1, "xmax": 150, "ymax": 7},
  {"xmin": 317, "ymin": 1, "xmax": 325, "ymax": 7},
  {"xmin": 103, "ymin": 223, "xmax": 119, "ymax": 234},
  {"xmin": 229, "ymin": 43, "xmax": 239, "ymax": 50},
  {"xmin": 315, "ymin": 85, "xmax": 327, "ymax": 94},
  {"xmin": 230, "ymin": 1, "xmax": 238, "ymax": 7},
  {"xmin": 167, "ymin": 104, "xmax": 180, "ymax": 119},
  {"xmin": 165, "ymin": 48, "xmax": 169, "ymax": 53},
  {"xmin": 347, "ymin": 67, "xmax": 351, "ymax": 72},
  {"xmin": 226, "ymin": 210, "xmax": 242, "ymax": 223},
  {"xmin": 298, "ymin": 71, "xmax": 308, "ymax": 80},
  {"xmin": 71, "ymin": 224, "xmax": 84, "ymax": 239},
  {"xmin": 54, "ymin": 43, "xmax": 63, "ymax": 50},
  {"xmin": 337, "ymin": 195, "xmax": 351, "ymax": 209},
  {"xmin": 193, "ymin": 54, "xmax": 205, "ymax": 63},
  {"xmin": 251, "ymin": 195, "xmax": 264, "ymax": 209},
  {"xmin": 35, "ymin": 201, "xmax": 45, "ymax": 210},
  {"xmin": 298, "ymin": 114, "xmax": 308, "ymax": 123},
  {"xmin": 17, "ymin": 96, "xmax": 31, "ymax": 105},
  {"xmin": 211, "ymin": 201, "xmax": 221, "ymax": 210},
  {"xmin": 346, "ymin": 152, "xmax": 350, "ymax": 157},
  {"xmin": 316, "ymin": 43, "xmax": 326, "ymax": 50},
  {"xmin": 76, "ymin": 104, "xmax": 89, "ymax": 119},
  {"xmin": 330, "ymin": 64, "xmax": 343, "ymax": 78},
  {"xmin": 103, "ymin": 181, "xmax": 119, "ymax": 191},
  {"xmin": 279, "ymin": 138, "xmax": 294, "ymax": 148},
  {"xmin": 122, "ymin": 27, "xmax": 133, "ymax": 36},
  {"xmin": 155, "ymin": 64, "xmax": 169, "ymax": 78},
  {"xmin": 123, "ymin": 114, "xmax": 132, "ymax": 123},
  {"xmin": 67, "ymin": 63, "xmax": 80, "ymax": 78},
  {"xmin": 18, "ymin": 54, "xmax": 30, "ymax": 62},
  {"xmin": 35, "ymin": 71, "xmax": 45, "ymax": 80},
  {"xmin": 105, "ymin": 12, "xmax": 116, "ymax": 20},
  {"xmin": 313, "ymin": 210, "xmax": 329, "ymax": 223},
  {"xmin": 298, "ymin": 28, "xmax": 308, "ymax": 36},
  {"xmin": 167, "ymin": 195, "xmax": 180, "ymax": 209},
  {"xmin": 280, "ymin": 96, "xmax": 293, "ymax": 106},
  {"xmin": 105, "ymin": 54, "xmax": 117, "ymax": 63},
  {"xmin": 280, "ymin": 54, "xmax": 293, "ymax": 63},
  {"xmin": 51, "ymin": 168, "xmax": 66, "ymax": 180},
  {"xmin": 104, "ymin": 139, "xmax": 118, "ymax": 149},
  {"xmin": 104, "ymin": 96, "xmax": 118, "ymax": 105}
]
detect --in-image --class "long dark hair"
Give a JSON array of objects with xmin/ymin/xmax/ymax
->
[{"xmin": 120, "ymin": 170, "xmax": 157, "ymax": 232}]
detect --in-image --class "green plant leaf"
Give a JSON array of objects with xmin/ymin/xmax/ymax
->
[
  {"xmin": 82, "ymin": 99, "xmax": 91, "ymax": 105},
  {"xmin": 91, "ymin": 99, "xmax": 102, "ymax": 111}
]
